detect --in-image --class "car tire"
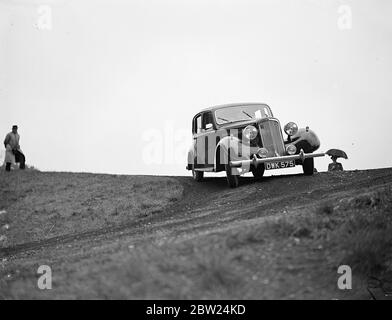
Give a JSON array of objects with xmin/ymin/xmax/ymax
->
[
  {"xmin": 251, "ymin": 164, "xmax": 265, "ymax": 180},
  {"xmin": 302, "ymin": 158, "xmax": 314, "ymax": 176},
  {"xmin": 192, "ymin": 169, "xmax": 204, "ymax": 181}
]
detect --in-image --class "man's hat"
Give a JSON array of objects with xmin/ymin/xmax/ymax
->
[{"xmin": 12, "ymin": 125, "xmax": 18, "ymax": 129}]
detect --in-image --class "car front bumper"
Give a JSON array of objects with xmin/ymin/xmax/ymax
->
[{"xmin": 229, "ymin": 149, "xmax": 325, "ymax": 168}]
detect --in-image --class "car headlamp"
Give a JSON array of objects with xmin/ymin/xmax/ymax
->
[
  {"xmin": 257, "ymin": 148, "xmax": 269, "ymax": 158},
  {"xmin": 286, "ymin": 144, "xmax": 297, "ymax": 155},
  {"xmin": 284, "ymin": 122, "xmax": 298, "ymax": 136},
  {"xmin": 243, "ymin": 125, "xmax": 258, "ymax": 140}
]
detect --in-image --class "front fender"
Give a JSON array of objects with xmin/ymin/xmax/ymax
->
[
  {"xmin": 214, "ymin": 136, "xmax": 254, "ymax": 172},
  {"xmin": 290, "ymin": 127, "xmax": 320, "ymax": 153}
]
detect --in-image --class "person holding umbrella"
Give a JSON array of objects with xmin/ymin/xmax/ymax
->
[{"xmin": 326, "ymin": 149, "xmax": 348, "ymax": 171}]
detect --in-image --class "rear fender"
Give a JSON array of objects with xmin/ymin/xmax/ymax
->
[{"xmin": 187, "ymin": 145, "xmax": 194, "ymax": 170}]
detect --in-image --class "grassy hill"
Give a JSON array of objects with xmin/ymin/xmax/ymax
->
[{"xmin": 1, "ymin": 168, "xmax": 391, "ymax": 299}]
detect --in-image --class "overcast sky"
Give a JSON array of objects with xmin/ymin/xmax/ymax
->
[{"xmin": 1, "ymin": 0, "xmax": 391, "ymax": 175}]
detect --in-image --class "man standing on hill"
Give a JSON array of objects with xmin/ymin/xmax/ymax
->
[{"xmin": 3, "ymin": 125, "xmax": 25, "ymax": 172}]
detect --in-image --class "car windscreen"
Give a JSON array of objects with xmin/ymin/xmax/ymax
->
[{"xmin": 215, "ymin": 105, "xmax": 272, "ymax": 125}]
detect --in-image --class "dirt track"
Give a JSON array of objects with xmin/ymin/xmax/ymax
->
[{"xmin": 1, "ymin": 168, "xmax": 392, "ymax": 299}]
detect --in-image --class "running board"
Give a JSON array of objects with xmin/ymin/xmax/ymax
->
[{"xmin": 193, "ymin": 167, "xmax": 215, "ymax": 172}]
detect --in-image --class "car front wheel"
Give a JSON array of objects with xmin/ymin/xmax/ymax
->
[
  {"xmin": 302, "ymin": 158, "xmax": 314, "ymax": 176},
  {"xmin": 192, "ymin": 169, "xmax": 204, "ymax": 181}
]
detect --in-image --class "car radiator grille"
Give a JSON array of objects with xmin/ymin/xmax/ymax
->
[{"xmin": 258, "ymin": 120, "xmax": 286, "ymax": 157}]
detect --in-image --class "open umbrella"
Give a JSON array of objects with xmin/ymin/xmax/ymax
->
[{"xmin": 326, "ymin": 149, "xmax": 348, "ymax": 159}]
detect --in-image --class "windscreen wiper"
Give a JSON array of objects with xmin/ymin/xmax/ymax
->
[
  {"xmin": 242, "ymin": 110, "xmax": 253, "ymax": 119},
  {"xmin": 217, "ymin": 117, "xmax": 229, "ymax": 122}
]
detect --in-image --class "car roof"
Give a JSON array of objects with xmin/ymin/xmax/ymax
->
[{"xmin": 199, "ymin": 102, "xmax": 270, "ymax": 113}]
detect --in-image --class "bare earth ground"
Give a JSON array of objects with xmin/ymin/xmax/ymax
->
[{"xmin": 0, "ymin": 168, "xmax": 391, "ymax": 299}]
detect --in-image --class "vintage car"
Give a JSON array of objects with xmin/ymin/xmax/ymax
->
[{"xmin": 186, "ymin": 103, "xmax": 325, "ymax": 188}]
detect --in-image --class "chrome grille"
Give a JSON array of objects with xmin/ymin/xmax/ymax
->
[{"xmin": 259, "ymin": 120, "xmax": 285, "ymax": 157}]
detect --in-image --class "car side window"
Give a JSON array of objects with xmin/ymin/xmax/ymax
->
[
  {"xmin": 202, "ymin": 112, "xmax": 214, "ymax": 131},
  {"xmin": 194, "ymin": 115, "xmax": 202, "ymax": 134}
]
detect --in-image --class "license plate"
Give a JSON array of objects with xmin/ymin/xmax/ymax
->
[{"xmin": 265, "ymin": 160, "xmax": 295, "ymax": 170}]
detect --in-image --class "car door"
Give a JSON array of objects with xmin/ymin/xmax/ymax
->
[{"xmin": 193, "ymin": 112, "xmax": 216, "ymax": 169}]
